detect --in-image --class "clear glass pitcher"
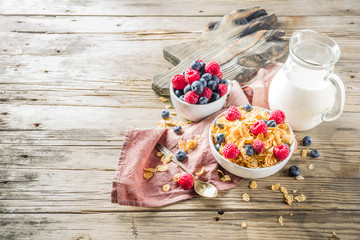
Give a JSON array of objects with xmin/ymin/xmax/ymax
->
[{"xmin": 268, "ymin": 30, "xmax": 345, "ymax": 131}]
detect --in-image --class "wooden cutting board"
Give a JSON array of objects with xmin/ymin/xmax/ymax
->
[{"xmin": 152, "ymin": 7, "xmax": 289, "ymax": 96}]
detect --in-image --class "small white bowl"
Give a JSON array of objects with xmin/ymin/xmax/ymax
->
[
  {"xmin": 170, "ymin": 82, "xmax": 232, "ymax": 122},
  {"xmin": 209, "ymin": 109, "xmax": 295, "ymax": 179}
]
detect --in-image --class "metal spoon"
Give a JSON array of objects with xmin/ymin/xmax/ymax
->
[{"xmin": 156, "ymin": 143, "xmax": 218, "ymax": 198}]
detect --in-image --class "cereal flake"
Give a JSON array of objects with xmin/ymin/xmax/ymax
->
[
  {"xmin": 195, "ymin": 166, "xmax": 206, "ymax": 177},
  {"xmin": 159, "ymin": 97, "xmax": 168, "ymax": 102},
  {"xmin": 173, "ymin": 173, "xmax": 181, "ymax": 182},
  {"xmin": 278, "ymin": 216, "xmax": 284, "ymax": 226},
  {"xmin": 308, "ymin": 164, "xmax": 314, "ymax": 170},
  {"xmin": 301, "ymin": 149, "xmax": 308, "ymax": 157},
  {"xmin": 271, "ymin": 183, "xmax": 280, "ymax": 191},
  {"xmin": 170, "ymin": 112, "xmax": 177, "ymax": 116},
  {"xmin": 165, "ymin": 104, "xmax": 172, "ymax": 109},
  {"xmin": 143, "ymin": 171, "xmax": 153, "ymax": 180},
  {"xmin": 162, "ymin": 184, "xmax": 171, "ymax": 192},
  {"xmin": 221, "ymin": 175, "xmax": 231, "ymax": 181},
  {"xmin": 296, "ymin": 175, "xmax": 304, "ymax": 180},
  {"xmin": 284, "ymin": 194, "xmax": 293, "ymax": 205},
  {"xmin": 242, "ymin": 193, "xmax": 250, "ymax": 202},
  {"xmin": 249, "ymin": 181, "xmax": 257, "ymax": 189},
  {"xmin": 280, "ymin": 187, "xmax": 288, "ymax": 194},
  {"xmin": 241, "ymin": 222, "xmax": 247, "ymax": 229},
  {"xmin": 156, "ymin": 151, "xmax": 164, "ymax": 157},
  {"xmin": 295, "ymin": 194, "xmax": 307, "ymax": 202},
  {"xmin": 156, "ymin": 164, "xmax": 169, "ymax": 172}
]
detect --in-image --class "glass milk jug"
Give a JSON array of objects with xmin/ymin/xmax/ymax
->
[{"xmin": 268, "ymin": 30, "xmax": 345, "ymax": 131}]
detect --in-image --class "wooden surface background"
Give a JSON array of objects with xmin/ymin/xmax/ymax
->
[{"xmin": 0, "ymin": 0, "xmax": 359, "ymax": 239}]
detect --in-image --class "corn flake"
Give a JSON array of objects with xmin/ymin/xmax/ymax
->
[
  {"xmin": 242, "ymin": 193, "xmax": 250, "ymax": 202},
  {"xmin": 241, "ymin": 222, "xmax": 247, "ymax": 229},
  {"xmin": 280, "ymin": 187, "xmax": 288, "ymax": 195},
  {"xmin": 295, "ymin": 194, "xmax": 306, "ymax": 202},
  {"xmin": 156, "ymin": 151, "xmax": 164, "ymax": 157},
  {"xmin": 159, "ymin": 97, "xmax": 168, "ymax": 102},
  {"xmin": 271, "ymin": 183, "xmax": 280, "ymax": 191},
  {"xmin": 296, "ymin": 175, "xmax": 304, "ymax": 180},
  {"xmin": 143, "ymin": 171, "xmax": 153, "ymax": 180},
  {"xmin": 173, "ymin": 173, "xmax": 181, "ymax": 182},
  {"xmin": 195, "ymin": 167, "xmax": 206, "ymax": 177},
  {"xmin": 249, "ymin": 181, "xmax": 257, "ymax": 189},
  {"xmin": 284, "ymin": 194, "xmax": 293, "ymax": 205},
  {"xmin": 278, "ymin": 216, "xmax": 284, "ymax": 226},
  {"xmin": 156, "ymin": 164, "xmax": 169, "ymax": 172},
  {"xmin": 162, "ymin": 184, "xmax": 171, "ymax": 192},
  {"xmin": 221, "ymin": 175, "xmax": 231, "ymax": 181}
]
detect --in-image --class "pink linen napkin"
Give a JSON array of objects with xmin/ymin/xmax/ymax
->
[{"xmin": 111, "ymin": 63, "xmax": 283, "ymax": 207}]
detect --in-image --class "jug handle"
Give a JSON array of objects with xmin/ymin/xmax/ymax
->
[{"xmin": 322, "ymin": 74, "xmax": 345, "ymax": 122}]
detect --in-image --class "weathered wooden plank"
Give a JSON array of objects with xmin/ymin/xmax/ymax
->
[{"xmin": 0, "ymin": 0, "xmax": 359, "ymax": 16}]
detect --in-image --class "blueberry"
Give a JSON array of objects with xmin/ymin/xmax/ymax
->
[
  {"xmin": 215, "ymin": 133, "xmax": 225, "ymax": 143},
  {"xmin": 302, "ymin": 136, "xmax": 312, "ymax": 146},
  {"xmin": 201, "ymin": 73, "xmax": 212, "ymax": 81},
  {"xmin": 215, "ymin": 143, "xmax": 221, "ymax": 151},
  {"xmin": 175, "ymin": 150, "xmax": 187, "ymax": 161},
  {"xmin": 183, "ymin": 84, "xmax": 191, "ymax": 95},
  {"xmin": 242, "ymin": 104, "xmax": 253, "ymax": 112},
  {"xmin": 310, "ymin": 149, "xmax": 320, "ymax": 158},
  {"xmin": 210, "ymin": 92, "xmax": 220, "ymax": 102},
  {"xmin": 175, "ymin": 89, "xmax": 183, "ymax": 97},
  {"xmin": 190, "ymin": 60, "xmax": 201, "ymax": 71},
  {"xmin": 244, "ymin": 144, "xmax": 254, "ymax": 155},
  {"xmin": 208, "ymin": 80, "xmax": 218, "ymax": 91},
  {"xmin": 161, "ymin": 110, "xmax": 169, "ymax": 119},
  {"xmin": 200, "ymin": 62, "xmax": 206, "ymax": 72},
  {"xmin": 199, "ymin": 78, "xmax": 207, "ymax": 88},
  {"xmin": 179, "ymin": 95, "xmax": 185, "ymax": 101},
  {"xmin": 198, "ymin": 96, "xmax": 208, "ymax": 104},
  {"xmin": 267, "ymin": 120, "xmax": 277, "ymax": 127},
  {"xmin": 212, "ymin": 76, "xmax": 220, "ymax": 84},
  {"xmin": 220, "ymin": 79, "xmax": 228, "ymax": 85},
  {"xmin": 288, "ymin": 165, "xmax": 300, "ymax": 177},
  {"xmin": 261, "ymin": 119, "xmax": 268, "ymax": 124},
  {"xmin": 173, "ymin": 125, "xmax": 182, "ymax": 135},
  {"xmin": 191, "ymin": 81, "xmax": 204, "ymax": 94}
]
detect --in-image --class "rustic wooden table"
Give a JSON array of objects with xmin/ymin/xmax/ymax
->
[{"xmin": 1, "ymin": 1, "xmax": 359, "ymax": 239}]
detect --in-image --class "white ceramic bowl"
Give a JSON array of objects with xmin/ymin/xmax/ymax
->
[
  {"xmin": 209, "ymin": 109, "xmax": 295, "ymax": 179},
  {"xmin": 170, "ymin": 82, "xmax": 232, "ymax": 122}
]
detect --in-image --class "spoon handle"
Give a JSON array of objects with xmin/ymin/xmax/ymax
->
[{"xmin": 155, "ymin": 143, "xmax": 194, "ymax": 176}]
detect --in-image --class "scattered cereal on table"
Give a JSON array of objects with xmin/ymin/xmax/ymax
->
[
  {"xmin": 332, "ymin": 232, "xmax": 336, "ymax": 236},
  {"xmin": 173, "ymin": 173, "xmax": 181, "ymax": 182},
  {"xmin": 242, "ymin": 193, "xmax": 250, "ymax": 202},
  {"xmin": 170, "ymin": 112, "xmax": 177, "ymax": 116},
  {"xmin": 161, "ymin": 154, "xmax": 172, "ymax": 164},
  {"xmin": 143, "ymin": 168, "xmax": 157, "ymax": 173},
  {"xmin": 195, "ymin": 166, "xmax": 206, "ymax": 177},
  {"xmin": 284, "ymin": 194, "xmax": 293, "ymax": 205},
  {"xmin": 293, "ymin": 189, "xmax": 298, "ymax": 193},
  {"xmin": 217, "ymin": 169, "xmax": 225, "ymax": 176},
  {"xmin": 157, "ymin": 119, "xmax": 167, "ymax": 129},
  {"xmin": 159, "ymin": 97, "xmax": 168, "ymax": 102},
  {"xmin": 187, "ymin": 140, "xmax": 197, "ymax": 149},
  {"xmin": 278, "ymin": 216, "xmax": 284, "ymax": 226},
  {"xmin": 178, "ymin": 139, "xmax": 190, "ymax": 153},
  {"xmin": 143, "ymin": 171, "xmax": 153, "ymax": 180},
  {"xmin": 295, "ymin": 194, "xmax": 307, "ymax": 202},
  {"xmin": 156, "ymin": 151, "xmax": 164, "ymax": 157},
  {"xmin": 156, "ymin": 164, "xmax": 169, "ymax": 172},
  {"xmin": 187, "ymin": 120, "xmax": 193, "ymax": 124},
  {"xmin": 249, "ymin": 181, "xmax": 257, "ymax": 189},
  {"xmin": 165, "ymin": 118, "xmax": 179, "ymax": 126},
  {"xmin": 308, "ymin": 164, "xmax": 314, "ymax": 170},
  {"xmin": 165, "ymin": 104, "xmax": 172, "ymax": 109},
  {"xmin": 162, "ymin": 184, "xmax": 171, "ymax": 192},
  {"xmin": 221, "ymin": 175, "xmax": 231, "ymax": 181},
  {"xmin": 241, "ymin": 222, "xmax": 247, "ymax": 229},
  {"xmin": 271, "ymin": 183, "xmax": 280, "ymax": 191},
  {"xmin": 280, "ymin": 187, "xmax": 288, "ymax": 194},
  {"xmin": 296, "ymin": 175, "xmax": 304, "ymax": 180},
  {"xmin": 301, "ymin": 149, "xmax": 308, "ymax": 157},
  {"xmin": 290, "ymin": 213, "xmax": 293, "ymax": 216}
]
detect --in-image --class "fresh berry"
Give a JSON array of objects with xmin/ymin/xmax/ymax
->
[
  {"xmin": 175, "ymin": 150, "xmax": 187, "ymax": 161},
  {"xmin": 185, "ymin": 69, "xmax": 200, "ymax": 85},
  {"xmin": 161, "ymin": 110, "xmax": 169, "ymax": 119},
  {"xmin": 201, "ymin": 73, "xmax": 212, "ymax": 81},
  {"xmin": 190, "ymin": 60, "xmax": 201, "ymax": 71},
  {"xmin": 253, "ymin": 140, "xmax": 265, "ymax": 153},
  {"xmin": 212, "ymin": 75, "xmax": 220, "ymax": 84},
  {"xmin": 215, "ymin": 133, "xmax": 225, "ymax": 143},
  {"xmin": 242, "ymin": 104, "xmax": 253, "ymax": 112},
  {"xmin": 175, "ymin": 89, "xmax": 183, "ymax": 97},
  {"xmin": 217, "ymin": 83, "xmax": 228, "ymax": 96},
  {"xmin": 184, "ymin": 91, "xmax": 199, "ymax": 104},
  {"xmin": 207, "ymin": 80, "xmax": 218, "ymax": 91},
  {"xmin": 220, "ymin": 79, "xmax": 228, "ymax": 85},
  {"xmin": 222, "ymin": 143, "xmax": 240, "ymax": 159},
  {"xmin": 205, "ymin": 61, "xmax": 221, "ymax": 76},
  {"xmin": 215, "ymin": 143, "xmax": 221, "ymax": 151},
  {"xmin": 209, "ymin": 92, "xmax": 220, "ymax": 102},
  {"xmin": 216, "ymin": 70, "xmax": 223, "ymax": 80},
  {"xmin": 267, "ymin": 120, "xmax": 277, "ymax": 128},
  {"xmin": 261, "ymin": 119, "xmax": 268, "ymax": 124},
  {"xmin": 302, "ymin": 136, "xmax": 312, "ymax": 146},
  {"xmin": 179, "ymin": 95, "xmax": 185, "ymax": 101},
  {"xmin": 183, "ymin": 84, "xmax": 191, "ymax": 95},
  {"xmin": 199, "ymin": 87, "xmax": 213, "ymax": 100},
  {"xmin": 172, "ymin": 74, "xmax": 187, "ymax": 90},
  {"xmin": 198, "ymin": 97, "xmax": 208, "ymax": 104},
  {"xmin": 200, "ymin": 62, "xmax": 206, "ymax": 72},
  {"xmin": 310, "ymin": 149, "xmax": 320, "ymax": 158},
  {"xmin": 199, "ymin": 78, "xmax": 207, "ymax": 87},
  {"xmin": 244, "ymin": 144, "xmax": 254, "ymax": 155},
  {"xmin": 250, "ymin": 120, "xmax": 268, "ymax": 136},
  {"xmin": 269, "ymin": 110, "xmax": 286, "ymax": 124},
  {"xmin": 196, "ymin": 59, "xmax": 204, "ymax": 63},
  {"xmin": 225, "ymin": 106, "xmax": 241, "ymax": 121},
  {"xmin": 173, "ymin": 125, "xmax": 182, "ymax": 135},
  {"xmin": 191, "ymin": 81, "xmax": 204, "ymax": 94},
  {"xmin": 273, "ymin": 144, "xmax": 290, "ymax": 161},
  {"xmin": 178, "ymin": 173, "xmax": 194, "ymax": 190},
  {"xmin": 288, "ymin": 165, "xmax": 300, "ymax": 177}
]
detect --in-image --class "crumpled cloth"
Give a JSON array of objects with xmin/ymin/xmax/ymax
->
[{"xmin": 111, "ymin": 63, "xmax": 283, "ymax": 207}]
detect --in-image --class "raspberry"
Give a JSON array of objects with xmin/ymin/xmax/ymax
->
[
  {"xmin": 184, "ymin": 91, "xmax": 199, "ymax": 104},
  {"xmin": 185, "ymin": 68, "xmax": 200, "ymax": 85},
  {"xmin": 196, "ymin": 59, "xmax": 204, "ymax": 63},
  {"xmin": 205, "ymin": 61, "xmax": 220, "ymax": 76},
  {"xmin": 250, "ymin": 120, "xmax": 268, "ymax": 136},
  {"xmin": 273, "ymin": 144, "xmax": 290, "ymax": 161},
  {"xmin": 172, "ymin": 74, "xmax": 187, "ymax": 90},
  {"xmin": 269, "ymin": 110, "xmax": 286, "ymax": 124},
  {"xmin": 178, "ymin": 173, "xmax": 194, "ymax": 190},
  {"xmin": 222, "ymin": 143, "xmax": 240, "ymax": 159},
  {"xmin": 217, "ymin": 83, "xmax": 228, "ymax": 96},
  {"xmin": 199, "ymin": 87, "xmax": 213, "ymax": 100},
  {"xmin": 216, "ymin": 70, "xmax": 223, "ymax": 80},
  {"xmin": 253, "ymin": 140, "xmax": 265, "ymax": 153},
  {"xmin": 225, "ymin": 106, "xmax": 241, "ymax": 121}
]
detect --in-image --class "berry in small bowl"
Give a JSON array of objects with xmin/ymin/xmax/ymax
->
[{"xmin": 170, "ymin": 59, "xmax": 232, "ymax": 121}]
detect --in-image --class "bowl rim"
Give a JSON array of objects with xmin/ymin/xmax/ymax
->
[
  {"xmin": 170, "ymin": 82, "xmax": 232, "ymax": 107},
  {"xmin": 208, "ymin": 107, "xmax": 295, "ymax": 172}
]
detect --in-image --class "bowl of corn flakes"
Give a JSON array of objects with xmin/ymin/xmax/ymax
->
[{"xmin": 209, "ymin": 105, "xmax": 296, "ymax": 178}]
